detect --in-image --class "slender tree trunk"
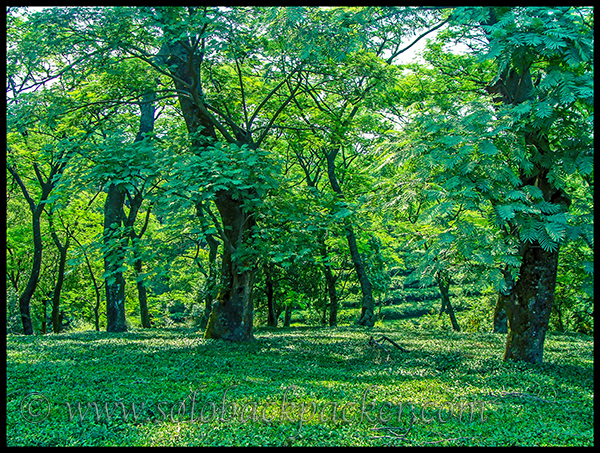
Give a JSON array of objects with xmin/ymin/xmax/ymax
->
[
  {"xmin": 325, "ymin": 266, "xmax": 339, "ymax": 327},
  {"xmin": 265, "ymin": 263, "xmax": 277, "ymax": 327},
  {"xmin": 131, "ymin": 93, "xmax": 156, "ymax": 329},
  {"xmin": 126, "ymin": 199, "xmax": 152, "ymax": 329},
  {"xmin": 493, "ymin": 267, "xmax": 513, "ymax": 333},
  {"xmin": 199, "ymin": 234, "xmax": 219, "ymax": 329},
  {"xmin": 437, "ymin": 272, "xmax": 460, "ymax": 332},
  {"xmin": 9, "ymin": 166, "xmax": 45, "ymax": 335},
  {"xmin": 48, "ymin": 212, "xmax": 69, "ymax": 334},
  {"xmin": 41, "ymin": 293, "xmax": 49, "ymax": 335},
  {"xmin": 50, "ymin": 237, "xmax": 69, "ymax": 334},
  {"xmin": 103, "ymin": 183, "xmax": 127, "ymax": 333},
  {"xmin": 325, "ymin": 147, "xmax": 375, "ymax": 327},
  {"xmin": 319, "ymin": 236, "xmax": 339, "ymax": 327},
  {"xmin": 72, "ymin": 235, "xmax": 102, "ymax": 331},
  {"xmin": 283, "ymin": 305, "xmax": 292, "ymax": 327},
  {"xmin": 18, "ymin": 208, "xmax": 43, "ymax": 335},
  {"xmin": 94, "ymin": 298, "xmax": 101, "ymax": 331},
  {"xmin": 133, "ymin": 256, "xmax": 151, "ymax": 328}
]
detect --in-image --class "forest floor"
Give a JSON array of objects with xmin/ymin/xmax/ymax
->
[{"xmin": 6, "ymin": 324, "xmax": 593, "ymax": 446}]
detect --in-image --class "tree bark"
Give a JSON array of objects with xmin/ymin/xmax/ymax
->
[
  {"xmin": 133, "ymin": 254, "xmax": 151, "ymax": 328},
  {"xmin": 50, "ymin": 230, "xmax": 69, "ymax": 334},
  {"xmin": 265, "ymin": 263, "xmax": 277, "ymax": 327},
  {"xmin": 130, "ymin": 92, "xmax": 156, "ymax": 329},
  {"xmin": 19, "ymin": 212, "xmax": 41, "ymax": 335},
  {"xmin": 204, "ymin": 188, "xmax": 256, "ymax": 341},
  {"xmin": 319, "ymin": 235, "xmax": 339, "ymax": 327},
  {"xmin": 500, "ymin": 138, "xmax": 571, "ymax": 362},
  {"xmin": 126, "ymin": 196, "xmax": 152, "ymax": 329},
  {"xmin": 103, "ymin": 183, "xmax": 127, "ymax": 333},
  {"xmin": 283, "ymin": 305, "xmax": 292, "ymax": 327},
  {"xmin": 325, "ymin": 147, "xmax": 375, "ymax": 327},
  {"xmin": 41, "ymin": 293, "xmax": 49, "ymax": 335},
  {"xmin": 8, "ymin": 167, "xmax": 49, "ymax": 335},
  {"xmin": 159, "ymin": 36, "xmax": 260, "ymax": 341},
  {"xmin": 481, "ymin": 11, "xmax": 572, "ymax": 362},
  {"xmin": 199, "ymin": 234, "xmax": 220, "ymax": 329},
  {"xmin": 436, "ymin": 272, "xmax": 460, "ymax": 332},
  {"xmin": 503, "ymin": 241, "xmax": 560, "ymax": 363}
]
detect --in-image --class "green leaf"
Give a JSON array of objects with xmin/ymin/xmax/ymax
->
[
  {"xmin": 545, "ymin": 221, "xmax": 566, "ymax": 242},
  {"xmin": 533, "ymin": 101, "xmax": 554, "ymax": 119},
  {"xmin": 537, "ymin": 200, "xmax": 563, "ymax": 214},
  {"xmin": 538, "ymin": 228, "xmax": 559, "ymax": 252},
  {"xmin": 479, "ymin": 140, "xmax": 498, "ymax": 156},
  {"xmin": 334, "ymin": 207, "xmax": 353, "ymax": 219},
  {"xmin": 497, "ymin": 204, "xmax": 516, "ymax": 221},
  {"xmin": 519, "ymin": 218, "xmax": 540, "ymax": 243}
]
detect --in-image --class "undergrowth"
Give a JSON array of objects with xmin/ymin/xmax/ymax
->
[{"xmin": 6, "ymin": 325, "xmax": 593, "ymax": 446}]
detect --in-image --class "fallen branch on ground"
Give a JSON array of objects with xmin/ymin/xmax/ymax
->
[{"xmin": 368, "ymin": 335, "xmax": 409, "ymax": 354}]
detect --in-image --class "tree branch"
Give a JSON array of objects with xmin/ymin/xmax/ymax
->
[
  {"xmin": 255, "ymin": 75, "xmax": 303, "ymax": 148},
  {"xmin": 7, "ymin": 165, "xmax": 35, "ymax": 212},
  {"xmin": 388, "ymin": 18, "xmax": 450, "ymax": 64}
]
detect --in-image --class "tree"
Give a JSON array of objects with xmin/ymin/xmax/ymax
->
[
  {"xmin": 7, "ymin": 99, "xmax": 81, "ymax": 334},
  {"xmin": 398, "ymin": 6, "xmax": 593, "ymax": 361},
  {"xmin": 120, "ymin": 6, "xmax": 308, "ymax": 340},
  {"xmin": 473, "ymin": 7, "xmax": 593, "ymax": 362},
  {"xmin": 280, "ymin": 7, "xmax": 450, "ymax": 327}
]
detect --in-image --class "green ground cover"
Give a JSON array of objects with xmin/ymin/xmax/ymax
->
[{"xmin": 6, "ymin": 325, "xmax": 593, "ymax": 446}]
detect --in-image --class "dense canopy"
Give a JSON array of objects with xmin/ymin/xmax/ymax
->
[{"xmin": 7, "ymin": 7, "xmax": 593, "ymax": 362}]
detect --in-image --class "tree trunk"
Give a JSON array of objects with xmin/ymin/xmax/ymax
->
[
  {"xmin": 18, "ymin": 210, "xmax": 43, "ymax": 335},
  {"xmin": 503, "ymin": 240, "xmax": 560, "ymax": 363},
  {"xmin": 160, "ymin": 38, "xmax": 259, "ymax": 341},
  {"xmin": 41, "ymin": 293, "xmax": 49, "ymax": 335},
  {"xmin": 204, "ymin": 189, "xmax": 256, "ymax": 341},
  {"xmin": 319, "ymin": 236, "xmax": 339, "ymax": 327},
  {"xmin": 133, "ymin": 256, "xmax": 151, "ymax": 328},
  {"xmin": 48, "ymin": 213, "xmax": 69, "ymax": 334},
  {"xmin": 265, "ymin": 264, "xmax": 277, "ymax": 327},
  {"xmin": 482, "ymin": 22, "xmax": 572, "ymax": 362},
  {"xmin": 199, "ymin": 234, "xmax": 219, "ymax": 329},
  {"xmin": 500, "ymin": 134, "xmax": 570, "ymax": 362},
  {"xmin": 493, "ymin": 267, "xmax": 513, "ymax": 333},
  {"xmin": 325, "ymin": 147, "xmax": 375, "ymax": 327},
  {"xmin": 131, "ymin": 92, "xmax": 156, "ymax": 329},
  {"xmin": 437, "ymin": 272, "xmax": 460, "ymax": 332},
  {"xmin": 283, "ymin": 305, "xmax": 292, "ymax": 327},
  {"xmin": 103, "ymin": 183, "xmax": 127, "ymax": 333},
  {"xmin": 72, "ymin": 234, "xmax": 102, "ymax": 331},
  {"xmin": 325, "ymin": 266, "xmax": 339, "ymax": 328},
  {"xmin": 51, "ymin": 236, "xmax": 69, "ymax": 334}
]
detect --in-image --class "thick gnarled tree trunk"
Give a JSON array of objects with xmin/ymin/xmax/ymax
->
[
  {"xmin": 204, "ymin": 189, "xmax": 256, "ymax": 341},
  {"xmin": 482, "ymin": 10, "xmax": 573, "ymax": 362},
  {"xmin": 504, "ymin": 242, "xmax": 560, "ymax": 363}
]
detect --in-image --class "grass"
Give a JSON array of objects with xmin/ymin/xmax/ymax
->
[{"xmin": 6, "ymin": 323, "xmax": 594, "ymax": 446}]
